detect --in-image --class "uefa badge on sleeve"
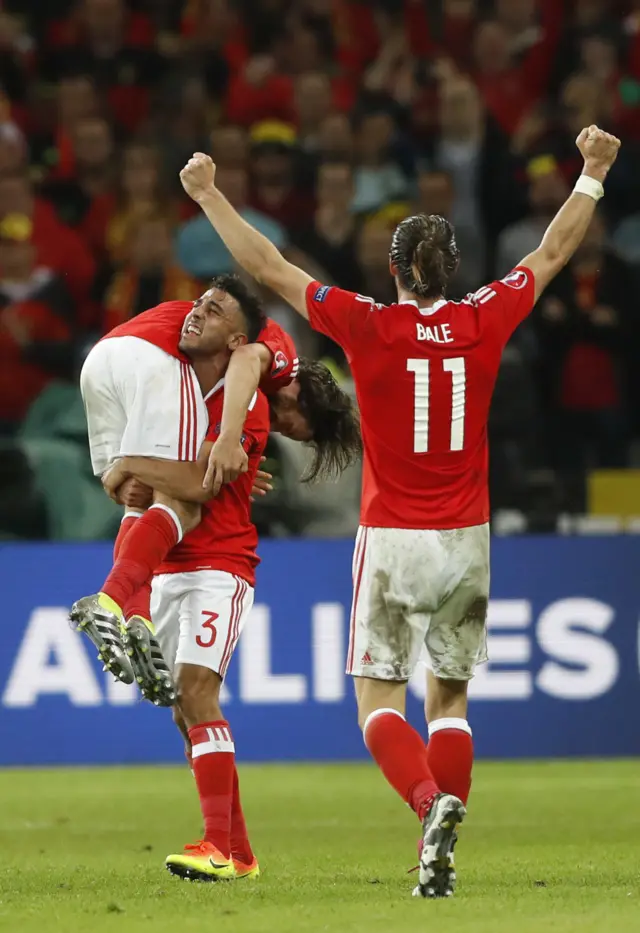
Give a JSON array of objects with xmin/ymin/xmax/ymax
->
[
  {"xmin": 501, "ymin": 270, "xmax": 528, "ymax": 290},
  {"xmin": 273, "ymin": 350, "xmax": 288, "ymax": 374},
  {"xmin": 314, "ymin": 285, "xmax": 331, "ymax": 302}
]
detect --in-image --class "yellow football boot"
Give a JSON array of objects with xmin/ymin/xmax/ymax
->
[
  {"xmin": 233, "ymin": 855, "xmax": 260, "ymax": 879},
  {"xmin": 166, "ymin": 840, "xmax": 235, "ymax": 881}
]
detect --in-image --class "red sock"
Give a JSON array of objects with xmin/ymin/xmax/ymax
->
[
  {"xmin": 426, "ymin": 718, "xmax": 474, "ymax": 806},
  {"xmin": 123, "ymin": 579, "xmax": 152, "ymax": 624},
  {"xmin": 102, "ymin": 505, "xmax": 181, "ymax": 610},
  {"xmin": 231, "ymin": 766, "xmax": 254, "ymax": 865},
  {"xmin": 113, "ymin": 513, "xmax": 141, "ymax": 562},
  {"xmin": 188, "ymin": 720, "xmax": 235, "ymax": 859},
  {"xmin": 364, "ymin": 709, "xmax": 440, "ymax": 820}
]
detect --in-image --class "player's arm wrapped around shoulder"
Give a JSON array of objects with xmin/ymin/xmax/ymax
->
[
  {"xmin": 116, "ymin": 446, "xmax": 214, "ymax": 504},
  {"xmin": 218, "ymin": 343, "xmax": 271, "ymax": 444},
  {"xmin": 205, "ymin": 342, "xmax": 275, "ymax": 496}
]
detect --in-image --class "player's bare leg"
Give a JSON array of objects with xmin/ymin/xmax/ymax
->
[
  {"xmin": 173, "ymin": 706, "xmax": 193, "ymax": 766},
  {"xmin": 166, "ymin": 665, "xmax": 257, "ymax": 881},
  {"xmin": 355, "ymin": 676, "xmax": 465, "ymax": 898}
]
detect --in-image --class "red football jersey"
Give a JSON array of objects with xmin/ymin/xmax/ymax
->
[
  {"xmin": 156, "ymin": 382, "xmax": 270, "ymax": 585},
  {"xmin": 104, "ymin": 301, "xmax": 298, "ymax": 394},
  {"xmin": 306, "ymin": 268, "xmax": 536, "ymax": 529}
]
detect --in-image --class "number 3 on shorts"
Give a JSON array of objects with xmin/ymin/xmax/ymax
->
[{"xmin": 196, "ymin": 611, "xmax": 219, "ymax": 648}]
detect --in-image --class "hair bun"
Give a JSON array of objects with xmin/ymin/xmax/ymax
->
[{"xmin": 390, "ymin": 214, "xmax": 460, "ymax": 299}]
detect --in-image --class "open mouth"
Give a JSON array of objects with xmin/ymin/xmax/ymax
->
[{"xmin": 184, "ymin": 322, "xmax": 202, "ymax": 337}]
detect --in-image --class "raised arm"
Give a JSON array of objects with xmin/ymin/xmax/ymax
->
[
  {"xmin": 180, "ymin": 153, "xmax": 313, "ymax": 318},
  {"xmin": 521, "ymin": 126, "xmax": 620, "ymax": 302}
]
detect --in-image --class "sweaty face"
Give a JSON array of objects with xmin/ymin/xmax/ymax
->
[
  {"xmin": 269, "ymin": 381, "xmax": 313, "ymax": 442},
  {"xmin": 179, "ymin": 288, "xmax": 247, "ymax": 358}
]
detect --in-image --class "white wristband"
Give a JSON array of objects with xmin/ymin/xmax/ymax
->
[{"xmin": 574, "ymin": 175, "xmax": 604, "ymax": 201}]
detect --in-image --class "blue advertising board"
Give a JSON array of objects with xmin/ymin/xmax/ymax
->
[{"xmin": 0, "ymin": 536, "xmax": 639, "ymax": 766}]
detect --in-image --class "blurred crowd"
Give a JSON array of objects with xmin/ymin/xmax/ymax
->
[{"xmin": 1, "ymin": 0, "xmax": 640, "ymax": 537}]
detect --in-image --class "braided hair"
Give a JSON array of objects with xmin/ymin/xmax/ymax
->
[{"xmin": 389, "ymin": 214, "xmax": 460, "ymax": 299}]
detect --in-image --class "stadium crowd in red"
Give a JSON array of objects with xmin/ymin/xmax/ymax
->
[{"xmin": 0, "ymin": 0, "xmax": 639, "ymax": 479}]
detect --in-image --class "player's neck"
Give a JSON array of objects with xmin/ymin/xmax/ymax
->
[
  {"xmin": 396, "ymin": 288, "xmax": 444, "ymax": 310},
  {"xmin": 190, "ymin": 353, "xmax": 229, "ymax": 395}
]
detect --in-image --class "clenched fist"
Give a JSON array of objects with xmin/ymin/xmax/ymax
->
[
  {"xmin": 576, "ymin": 125, "xmax": 621, "ymax": 181},
  {"xmin": 180, "ymin": 152, "xmax": 217, "ymax": 203}
]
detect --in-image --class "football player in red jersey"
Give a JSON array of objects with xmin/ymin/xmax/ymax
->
[
  {"xmin": 179, "ymin": 124, "xmax": 621, "ymax": 898},
  {"xmin": 108, "ymin": 378, "xmax": 270, "ymax": 881},
  {"xmin": 72, "ymin": 275, "xmax": 360, "ymax": 702}
]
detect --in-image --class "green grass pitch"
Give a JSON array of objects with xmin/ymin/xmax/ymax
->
[{"xmin": 0, "ymin": 760, "xmax": 638, "ymax": 933}]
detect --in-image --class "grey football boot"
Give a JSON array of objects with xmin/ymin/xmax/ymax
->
[
  {"xmin": 69, "ymin": 593, "xmax": 134, "ymax": 684},
  {"xmin": 412, "ymin": 793, "xmax": 466, "ymax": 898},
  {"xmin": 122, "ymin": 616, "xmax": 176, "ymax": 707}
]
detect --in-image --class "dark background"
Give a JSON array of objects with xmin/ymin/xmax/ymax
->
[{"xmin": 0, "ymin": 0, "xmax": 639, "ymax": 539}]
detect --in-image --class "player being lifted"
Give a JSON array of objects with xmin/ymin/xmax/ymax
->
[
  {"xmin": 179, "ymin": 124, "xmax": 620, "ymax": 898},
  {"xmin": 72, "ymin": 277, "xmax": 360, "ymax": 701}
]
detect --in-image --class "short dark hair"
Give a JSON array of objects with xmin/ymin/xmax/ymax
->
[
  {"xmin": 296, "ymin": 359, "xmax": 362, "ymax": 482},
  {"xmin": 209, "ymin": 273, "xmax": 266, "ymax": 343},
  {"xmin": 389, "ymin": 214, "xmax": 460, "ymax": 299}
]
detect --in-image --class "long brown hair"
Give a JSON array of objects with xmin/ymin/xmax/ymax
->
[{"xmin": 296, "ymin": 359, "xmax": 362, "ymax": 482}]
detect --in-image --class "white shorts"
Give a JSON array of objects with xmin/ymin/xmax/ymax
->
[
  {"xmin": 151, "ymin": 570, "xmax": 254, "ymax": 677},
  {"xmin": 80, "ymin": 336, "xmax": 208, "ymax": 476},
  {"xmin": 347, "ymin": 524, "xmax": 490, "ymax": 682}
]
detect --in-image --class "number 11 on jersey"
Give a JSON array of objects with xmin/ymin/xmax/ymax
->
[{"xmin": 407, "ymin": 357, "xmax": 466, "ymax": 453}]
